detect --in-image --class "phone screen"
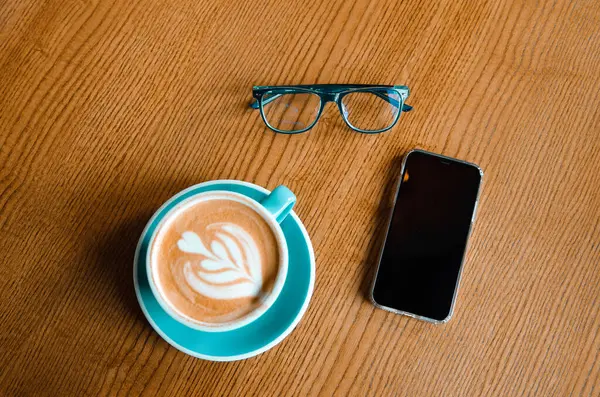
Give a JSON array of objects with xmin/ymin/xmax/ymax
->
[{"xmin": 371, "ymin": 150, "xmax": 482, "ymax": 322}]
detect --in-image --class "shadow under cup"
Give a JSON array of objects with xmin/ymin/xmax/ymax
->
[{"xmin": 146, "ymin": 188, "xmax": 295, "ymax": 332}]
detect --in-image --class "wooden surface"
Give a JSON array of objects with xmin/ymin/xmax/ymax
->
[{"xmin": 1, "ymin": 0, "xmax": 599, "ymax": 395}]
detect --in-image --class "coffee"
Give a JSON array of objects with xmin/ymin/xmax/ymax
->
[{"xmin": 150, "ymin": 193, "xmax": 282, "ymax": 328}]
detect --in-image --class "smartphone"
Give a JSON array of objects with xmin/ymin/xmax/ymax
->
[{"xmin": 370, "ymin": 149, "xmax": 483, "ymax": 323}]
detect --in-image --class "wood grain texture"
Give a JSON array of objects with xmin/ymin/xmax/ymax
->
[{"xmin": 1, "ymin": 0, "xmax": 599, "ymax": 395}]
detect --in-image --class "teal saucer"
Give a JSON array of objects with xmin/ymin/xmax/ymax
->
[{"xmin": 133, "ymin": 180, "xmax": 315, "ymax": 361}]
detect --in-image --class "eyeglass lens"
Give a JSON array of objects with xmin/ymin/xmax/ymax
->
[
  {"xmin": 261, "ymin": 92, "xmax": 321, "ymax": 132},
  {"xmin": 340, "ymin": 89, "xmax": 401, "ymax": 132}
]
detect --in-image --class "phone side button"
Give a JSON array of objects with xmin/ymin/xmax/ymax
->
[{"xmin": 471, "ymin": 201, "xmax": 479, "ymax": 223}]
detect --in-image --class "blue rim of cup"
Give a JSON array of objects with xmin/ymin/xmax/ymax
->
[{"xmin": 133, "ymin": 180, "xmax": 315, "ymax": 361}]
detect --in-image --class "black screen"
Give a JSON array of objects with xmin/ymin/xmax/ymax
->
[{"xmin": 372, "ymin": 150, "xmax": 482, "ymax": 322}]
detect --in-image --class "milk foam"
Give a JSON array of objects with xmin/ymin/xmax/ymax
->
[
  {"xmin": 150, "ymin": 192, "xmax": 283, "ymax": 328},
  {"xmin": 177, "ymin": 223, "xmax": 264, "ymax": 300}
]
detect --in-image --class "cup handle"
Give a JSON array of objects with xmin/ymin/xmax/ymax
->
[{"xmin": 260, "ymin": 185, "xmax": 296, "ymax": 224}]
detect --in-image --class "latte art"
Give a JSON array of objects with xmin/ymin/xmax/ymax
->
[
  {"xmin": 178, "ymin": 224, "xmax": 264, "ymax": 300},
  {"xmin": 149, "ymin": 193, "xmax": 282, "ymax": 327}
]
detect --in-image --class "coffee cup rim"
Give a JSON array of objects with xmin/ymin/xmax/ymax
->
[{"xmin": 146, "ymin": 189, "xmax": 289, "ymax": 332}]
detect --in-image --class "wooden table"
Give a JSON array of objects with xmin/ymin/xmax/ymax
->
[{"xmin": 1, "ymin": 0, "xmax": 599, "ymax": 395}]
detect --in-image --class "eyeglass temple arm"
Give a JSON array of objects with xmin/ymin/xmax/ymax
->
[
  {"xmin": 250, "ymin": 91, "xmax": 412, "ymax": 111},
  {"xmin": 372, "ymin": 91, "xmax": 413, "ymax": 112},
  {"xmin": 250, "ymin": 93, "xmax": 284, "ymax": 109}
]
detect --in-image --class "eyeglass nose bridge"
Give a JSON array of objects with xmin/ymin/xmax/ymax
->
[
  {"xmin": 319, "ymin": 92, "xmax": 340, "ymax": 103},
  {"xmin": 318, "ymin": 93, "xmax": 347, "ymax": 120},
  {"xmin": 316, "ymin": 92, "xmax": 349, "ymax": 122}
]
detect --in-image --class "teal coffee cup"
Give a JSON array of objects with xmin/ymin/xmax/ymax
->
[{"xmin": 145, "ymin": 185, "xmax": 296, "ymax": 332}]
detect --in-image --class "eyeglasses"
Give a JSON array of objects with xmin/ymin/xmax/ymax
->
[{"xmin": 250, "ymin": 84, "xmax": 412, "ymax": 134}]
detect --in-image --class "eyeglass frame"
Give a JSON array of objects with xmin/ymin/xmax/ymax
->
[{"xmin": 250, "ymin": 84, "xmax": 412, "ymax": 134}]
